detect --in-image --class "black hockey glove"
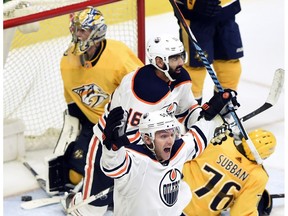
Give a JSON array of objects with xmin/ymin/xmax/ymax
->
[
  {"xmin": 103, "ymin": 106, "xmax": 130, "ymax": 151},
  {"xmin": 200, "ymin": 89, "xmax": 239, "ymax": 120},
  {"xmin": 257, "ymin": 189, "xmax": 273, "ymax": 216},
  {"xmin": 211, "ymin": 123, "xmax": 233, "ymax": 145},
  {"xmin": 193, "ymin": 0, "xmax": 222, "ymax": 17}
]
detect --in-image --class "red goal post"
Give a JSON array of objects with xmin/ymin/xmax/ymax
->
[{"xmin": 3, "ymin": 0, "xmax": 145, "ymax": 150}]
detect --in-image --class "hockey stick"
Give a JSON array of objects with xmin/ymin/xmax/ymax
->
[
  {"xmin": 23, "ymin": 162, "xmax": 47, "ymax": 192},
  {"xmin": 271, "ymin": 193, "xmax": 285, "ymax": 199},
  {"xmin": 21, "ymin": 196, "xmax": 61, "ymax": 210},
  {"xmin": 21, "ymin": 178, "xmax": 84, "ymax": 210},
  {"xmin": 65, "ymin": 186, "xmax": 114, "ymax": 214},
  {"xmin": 241, "ymin": 68, "xmax": 284, "ymax": 122},
  {"xmin": 170, "ymin": 0, "xmax": 262, "ymax": 164}
]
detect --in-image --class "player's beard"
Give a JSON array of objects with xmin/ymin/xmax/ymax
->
[{"xmin": 168, "ymin": 66, "xmax": 182, "ymax": 80}]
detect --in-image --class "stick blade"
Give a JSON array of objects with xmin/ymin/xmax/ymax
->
[
  {"xmin": 20, "ymin": 196, "xmax": 61, "ymax": 210},
  {"xmin": 266, "ymin": 68, "xmax": 284, "ymax": 105}
]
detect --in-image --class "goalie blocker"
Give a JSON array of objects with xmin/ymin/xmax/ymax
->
[{"xmin": 45, "ymin": 110, "xmax": 81, "ymax": 195}]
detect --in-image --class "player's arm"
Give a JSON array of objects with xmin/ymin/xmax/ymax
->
[
  {"xmin": 100, "ymin": 107, "xmax": 131, "ymax": 176},
  {"xmin": 183, "ymin": 89, "xmax": 238, "ymax": 158},
  {"xmin": 100, "ymin": 106, "xmax": 145, "ymax": 196}
]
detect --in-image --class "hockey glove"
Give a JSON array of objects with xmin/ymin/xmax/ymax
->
[
  {"xmin": 193, "ymin": 0, "xmax": 222, "ymax": 17},
  {"xmin": 201, "ymin": 89, "xmax": 239, "ymax": 120},
  {"xmin": 61, "ymin": 192, "xmax": 96, "ymax": 216},
  {"xmin": 257, "ymin": 189, "xmax": 273, "ymax": 216},
  {"xmin": 103, "ymin": 106, "xmax": 130, "ymax": 151},
  {"xmin": 211, "ymin": 123, "xmax": 233, "ymax": 145}
]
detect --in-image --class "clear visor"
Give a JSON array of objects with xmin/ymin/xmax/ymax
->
[
  {"xmin": 156, "ymin": 126, "xmax": 181, "ymax": 140},
  {"xmin": 168, "ymin": 51, "xmax": 187, "ymax": 62}
]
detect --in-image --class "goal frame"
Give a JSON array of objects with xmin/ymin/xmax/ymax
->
[{"xmin": 3, "ymin": 0, "xmax": 146, "ymax": 62}]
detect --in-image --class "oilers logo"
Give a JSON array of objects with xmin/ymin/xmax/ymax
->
[
  {"xmin": 159, "ymin": 168, "xmax": 182, "ymax": 207},
  {"xmin": 164, "ymin": 102, "xmax": 178, "ymax": 115},
  {"xmin": 73, "ymin": 84, "xmax": 109, "ymax": 107}
]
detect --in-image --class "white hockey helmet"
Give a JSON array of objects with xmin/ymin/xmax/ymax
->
[
  {"xmin": 146, "ymin": 34, "xmax": 186, "ymax": 81},
  {"xmin": 69, "ymin": 6, "xmax": 107, "ymax": 55},
  {"xmin": 139, "ymin": 110, "xmax": 180, "ymax": 142}
]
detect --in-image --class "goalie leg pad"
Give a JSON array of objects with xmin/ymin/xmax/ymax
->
[{"xmin": 54, "ymin": 110, "xmax": 81, "ymax": 156}]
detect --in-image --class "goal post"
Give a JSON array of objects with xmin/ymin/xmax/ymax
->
[{"xmin": 3, "ymin": 0, "xmax": 145, "ymax": 151}]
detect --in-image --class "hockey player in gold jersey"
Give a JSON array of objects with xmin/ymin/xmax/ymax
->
[
  {"xmin": 175, "ymin": 0, "xmax": 243, "ymax": 104},
  {"xmin": 182, "ymin": 128, "xmax": 276, "ymax": 216},
  {"xmin": 46, "ymin": 6, "xmax": 143, "ymax": 206}
]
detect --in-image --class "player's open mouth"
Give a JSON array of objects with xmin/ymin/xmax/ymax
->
[
  {"xmin": 164, "ymin": 148, "xmax": 171, "ymax": 153},
  {"xmin": 176, "ymin": 67, "xmax": 181, "ymax": 73}
]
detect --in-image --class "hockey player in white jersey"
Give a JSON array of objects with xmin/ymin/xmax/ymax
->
[
  {"xmin": 62, "ymin": 34, "xmax": 239, "ymax": 215},
  {"xmin": 78, "ymin": 34, "xmax": 204, "ymax": 213},
  {"xmin": 99, "ymin": 101, "xmax": 237, "ymax": 215}
]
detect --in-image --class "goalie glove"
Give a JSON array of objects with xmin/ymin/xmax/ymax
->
[
  {"xmin": 103, "ymin": 106, "xmax": 130, "ymax": 151},
  {"xmin": 211, "ymin": 123, "xmax": 233, "ymax": 145}
]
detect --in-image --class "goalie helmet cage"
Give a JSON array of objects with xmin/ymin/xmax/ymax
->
[{"xmin": 3, "ymin": 0, "xmax": 145, "ymax": 150}]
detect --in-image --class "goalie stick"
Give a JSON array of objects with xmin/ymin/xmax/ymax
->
[
  {"xmin": 23, "ymin": 162, "xmax": 47, "ymax": 192},
  {"xmin": 21, "ymin": 178, "xmax": 83, "ymax": 210},
  {"xmin": 21, "ymin": 196, "xmax": 61, "ymax": 210},
  {"xmin": 21, "ymin": 185, "xmax": 113, "ymax": 210}
]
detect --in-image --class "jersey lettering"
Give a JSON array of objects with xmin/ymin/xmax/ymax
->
[
  {"xmin": 217, "ymin": 154, "xmax": 249, "ymax": 181},
  {"xmin": 194, "ymin": 164, "xmax": 241, "ymax": 211},
  {"xmin": 128, "ymin": 108, "xmax": 143, "ymax": 126}
]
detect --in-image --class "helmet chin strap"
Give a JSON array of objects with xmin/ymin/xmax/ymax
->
[
  {"xmin": 145, "ymin": 139, "xmax": 165, "ymax": 163},
  {"xmin": 155, "ymin": 62, "xmax": 175, "ymax": 82},
  {"xmin": 145, "ymin": 140, "xmax": 156, "ymax": 154}
]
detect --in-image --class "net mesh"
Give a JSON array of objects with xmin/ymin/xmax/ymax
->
[{"xmin": 4, "ymin": 0, "xmax": 142, "ymax": 150}]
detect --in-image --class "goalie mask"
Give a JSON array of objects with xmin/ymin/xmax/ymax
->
[
  {"xmin": 138, "ymin": 110, "xmax": 180, "ymax": 153},
  {"xmin": 146, "ymin": 35, "xmax": 187, "ymax": 81},
  {"xmin": 69, "ymin": 7, "xmax": 107, "ymax": 55},
  {"xmin": 242, "ymin": 129, "xmax": 276, "ymax": 161}
]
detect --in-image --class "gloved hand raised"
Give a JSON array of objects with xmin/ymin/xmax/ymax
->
[
  {"xmin": 201, "ymin": 89, "xmax": 240, "ymax": 120},
  {"xmin": 103, "ymin": 106, "xmax": 130, "ymax": 151},
  {"xmin": 211, "ymin": 123, "xmax": 233, "ymax": 145},
  {"xmin": 193, "ymin": 0, "xmax": 222, "ymax": 17}
]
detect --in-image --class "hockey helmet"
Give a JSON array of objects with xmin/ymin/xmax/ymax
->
[
  {"xmin": 146, "ymin": 35, "xmax": 187, "ymax": 81},
  {"xmin": 242, "ymin": 129, "xmax": 276, "ymax": 161},
  {"xmin": 69, "ymin": 7, "xmax": 107, "ymax": 55},
  {"xmin": 139, "ymin": 110, "xmax": 180, "ymax": 142}
]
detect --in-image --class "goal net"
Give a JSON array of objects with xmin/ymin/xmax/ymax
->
[{"xmin": 3, "ymin": 0, "xmax": 145, "ymax": 151}]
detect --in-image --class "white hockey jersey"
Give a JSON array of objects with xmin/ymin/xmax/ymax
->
[
  {"xmin": 83, "ymin": 64, "xmax": 201, "ymax": 202},
  {"xmin": 94, "ymin": 64, "xmax": 201, "ymax": 145},
  {"xmin": 100, "ymin": 117, "xmax": 224, "ymax": 216}
]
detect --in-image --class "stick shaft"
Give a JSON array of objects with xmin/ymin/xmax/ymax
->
[{"xmin": 169, "ymin": 0, "xmax": 262, "ymax": 164}]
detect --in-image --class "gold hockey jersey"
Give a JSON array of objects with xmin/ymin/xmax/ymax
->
[
  {"xmin": 60, "ymin": 39, "xmax": 143, "ymax": 124},
  {"xmin": 183, "ymin": 136, "xmax": 268, "ymax": 216}
]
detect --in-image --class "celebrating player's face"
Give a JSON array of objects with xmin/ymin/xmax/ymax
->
[
  {"xmin": 154, "ymin": 129, "xmax": 176, "ymax": 161},
  {"xmin": 168, "ymin": 52, "xmax": 185, "ymax": 80}
]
